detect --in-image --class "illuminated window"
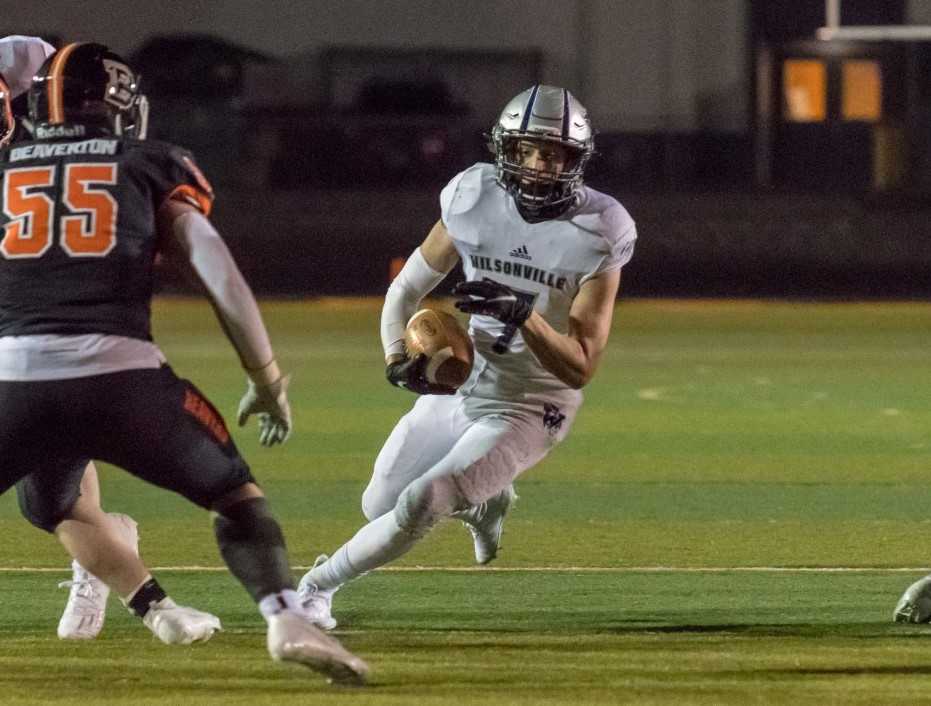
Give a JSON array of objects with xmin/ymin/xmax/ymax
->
[
  {"xmin": 842, "ymin": 60, "xmax": 882, "ymax": 122},
  {"xmin": 783, "ymin": 59, "xmax": 827, "ymax": 122}
]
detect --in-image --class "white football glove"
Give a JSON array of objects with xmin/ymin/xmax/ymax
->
[{"xmin": 237, "ymin": 374, "xmax": 292, "ymax": 446}]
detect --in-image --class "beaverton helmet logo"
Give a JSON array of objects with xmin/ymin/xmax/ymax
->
[{"xmin": 102, "ymin": 59, "xmax": 135, "ymax": 110}]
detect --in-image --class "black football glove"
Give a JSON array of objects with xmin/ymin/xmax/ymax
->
[
  {"xmin": 386, "ymin": 353, "xmax": 456, "ymax": 395},
  {"xmin": 453, "ymin": 279, "xmax": 533, "ymax": 326}
]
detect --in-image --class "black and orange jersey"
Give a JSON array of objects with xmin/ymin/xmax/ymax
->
[{"xmin": 0, "ymin": 136, "xmax": 213, "ymax": 340}]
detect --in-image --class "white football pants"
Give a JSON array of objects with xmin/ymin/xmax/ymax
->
[{"xmin": 308, "ymin": 392, "xmax": 576, "ymax": 591}]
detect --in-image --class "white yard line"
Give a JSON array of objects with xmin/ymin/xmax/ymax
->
[{"xmin": 1, "ymin": 565, "xmax": 929, "ymax": 573}]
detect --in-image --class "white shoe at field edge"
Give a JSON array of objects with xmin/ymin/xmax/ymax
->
[
  {"xmin": 142, "ymin": 597, "xmax": 222, "ymax": 644},
  {"xmin": 464, "ymin": 486, "xmax": 518, "ymax": 565},
  {"xmin": 894, "ymin": 574, "xmax": 931, "ymax": 623},
  {"xmin": 267, "ymin": 610, "xmax": 368, "ymax": 685},
  {"xmin": 56, "ymin": 513, "xmax": 139, "ymax": 640},
  {"xmin": 297, "ymin": 555, "xmax": 338, "ymax": 631},
  {"xmin": 57, "ymin": 560, "xmax": 110, "ymax": 640}
]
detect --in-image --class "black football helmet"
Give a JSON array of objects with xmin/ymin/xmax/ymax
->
[
  {"xmin": 0, "ymin": 72, "xmax": 14, "ymax": 147},
  {"xmin": 27, "ymin": 42, "xmax": 148, "ymax": 141}
]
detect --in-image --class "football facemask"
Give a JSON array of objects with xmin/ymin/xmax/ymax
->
[{"xmin": 490, "ymin": 84, "xmax": 594, "ymax": 221}]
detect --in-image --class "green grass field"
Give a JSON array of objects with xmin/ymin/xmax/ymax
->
[{"xmin": 3, "ymin": 298, "xmax": 931, "ymax": 704}]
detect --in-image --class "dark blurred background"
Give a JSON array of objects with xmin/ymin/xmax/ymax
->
[{"xmin": 8, "ymin": 0, "xmax": 931, "ymax": 297}]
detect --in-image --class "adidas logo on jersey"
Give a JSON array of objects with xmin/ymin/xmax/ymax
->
[{"xmin": 509, "ymin": 244, "xmax": 532, "ymax": 261}]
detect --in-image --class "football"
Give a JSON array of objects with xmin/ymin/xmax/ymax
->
[{"xmin": 404, "ymin": 309, "xmax": 474, "ymax": 389}]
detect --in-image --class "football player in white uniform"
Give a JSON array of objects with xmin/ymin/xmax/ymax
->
[{"xmin": 298, "ymin": 85, "xmax": 636, "ymax": 629}]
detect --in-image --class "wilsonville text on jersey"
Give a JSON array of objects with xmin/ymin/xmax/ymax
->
[{"xmin": 468, "ymin": 254, "xmax": 568, "ymax": 291}]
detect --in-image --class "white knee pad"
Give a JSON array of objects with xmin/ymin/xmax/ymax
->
[
  {"xmin": 393, "ymin": 475, "xmax": 465, "ymax": 539},
  {"xmin": 361, "ymin": 481, "xmax": 395, "ymax": 521}
]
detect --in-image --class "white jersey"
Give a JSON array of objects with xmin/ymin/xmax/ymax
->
[{"xmin": 440, "ymin": 162, "xmax": 636, "ymax": 406}]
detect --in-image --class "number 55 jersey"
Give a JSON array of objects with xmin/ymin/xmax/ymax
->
[{"xmin": 0, "ymin": 137, "xmax": 212, "ymax": 342}]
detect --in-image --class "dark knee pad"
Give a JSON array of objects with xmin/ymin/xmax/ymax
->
[
  {"xmin": 214, "ymin": 496, "xmax": 283, "ymax": 543},
  {"xmin": 16, "ymin": 462, "xmax": 86, "ymax": 533},
  {"xmin": 213, "ymin": 497, "xmax": 293, "ymax": 601}
]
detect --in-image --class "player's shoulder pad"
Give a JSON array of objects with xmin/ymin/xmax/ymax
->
[
  {"xmin": 130, "ymin": 140, "xmax": 212, "ymax": 189},
  {"xmin": 572, "ymin": 186, "xmax": 636, "ymax": 254},
  {"xmin": 128, "ymin": 139, "xmax": 215, "ymax": 214},
  {"xmin": 440, "ymin": 162, "xmax": 494, "ymax": 222}
]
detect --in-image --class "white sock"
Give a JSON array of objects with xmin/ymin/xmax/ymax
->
[
  {"xmin": 310, "ymin": 511, "xmax": 419, "ymax": 591},
  {"xmin": 258, "ymin": 589, "xmax": 305, "ymax": 621}
]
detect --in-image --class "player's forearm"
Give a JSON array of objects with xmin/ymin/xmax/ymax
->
[
  {"xmin": 171, "ymin": 211, "xmax": 279, "ymax": 383},
  {"xmin": 520, "ymin": 312, "xmax": 597, "ymax": 389},
  {"xmin": 206, "ymin": 287, "xmax": 281, "ymax": 384},
  {"xmin": 380, "ymin": 247, "xmax": 447, "ymax": 361}
]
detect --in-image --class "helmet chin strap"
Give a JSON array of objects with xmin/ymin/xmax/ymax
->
[{"xmin": 510, "ymin": 184, "xmax": 579, "ymax": 223}]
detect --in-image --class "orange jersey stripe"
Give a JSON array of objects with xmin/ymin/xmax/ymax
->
[
  {"xmin": 163, "ymin": 184, "xmax": 214, "ymax": 217},
  {"xmin": 47, "ymin": 43, "xmax": 80, "ymax": 124}
]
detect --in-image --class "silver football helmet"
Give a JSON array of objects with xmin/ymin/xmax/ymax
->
[{"xmin": 490, "ymin": 84, "xmax": 594, "ymax": 221}]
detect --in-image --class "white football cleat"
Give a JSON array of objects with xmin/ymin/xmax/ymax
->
[
  {"xmin": 57, "ymin": 560, "xmax": 110, "ymax": 640},
  {"xmin": 297, "ymin": 555, "xmax": 338, "ymax": 631},
  {"xmin": 894, "ymin": 575, "xmax": 931, "ymax": 623},
  {"xmin": 56, "ymin": 513, "xmax": 139, "ymax": 640},
  {"xmin": 267, "ymin": 610, "xmax": 368, "ymax": 685},
  {"xmin": 142, "ymin": 598, "xmax": 221, "ymax": 644},
  {"xmin": 464, "ymin": 486, "xmax": 518, "ymax": 565}
]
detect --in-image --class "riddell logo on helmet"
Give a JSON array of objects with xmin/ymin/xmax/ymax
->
[{"xmin": 35, "ymin": 124, "xmax": 86, "ymax": 139}]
